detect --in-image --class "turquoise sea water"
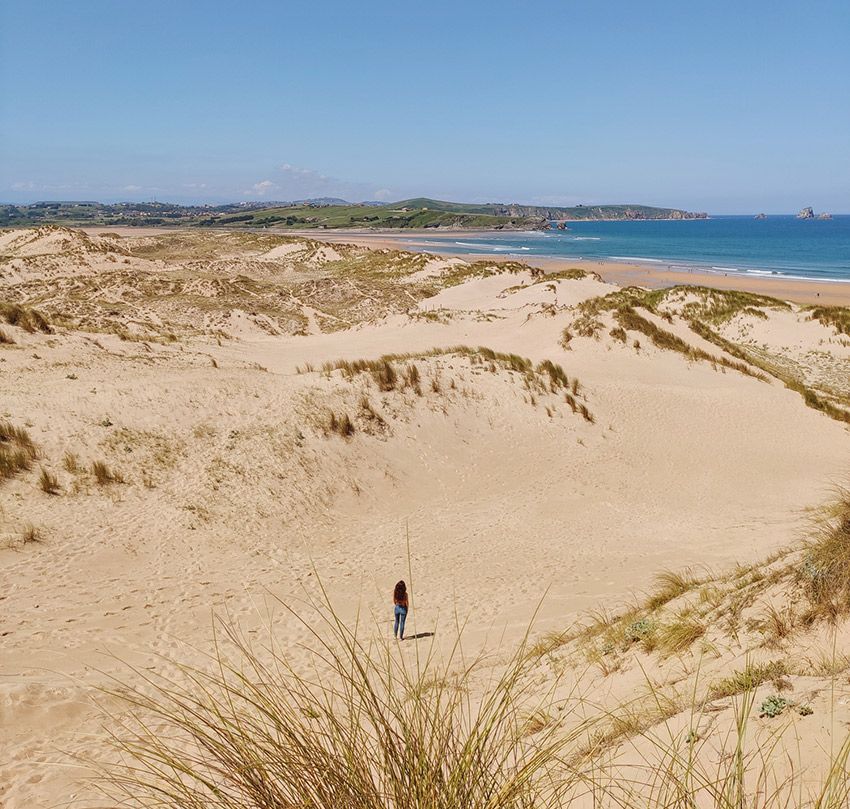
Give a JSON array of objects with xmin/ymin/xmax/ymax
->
[{"xmin": 414, "ymin": 216, "xmax": 850, "ymax": 283}]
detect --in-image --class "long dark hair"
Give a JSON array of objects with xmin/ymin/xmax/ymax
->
[{"xmin": 393, "ymin": 580, "xmax": 407, "ymax": 601}]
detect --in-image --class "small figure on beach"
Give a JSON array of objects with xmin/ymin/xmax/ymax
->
[{"xmin": 393, "ymin": 580, "xmax": 409, "ymax": 640}]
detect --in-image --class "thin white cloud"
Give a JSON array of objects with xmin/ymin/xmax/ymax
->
[
  {"xmin": 244, "ymin": 179, "xmax": 277, "ymax": 197},
  {"xmin": 240, "ymin": 163, "xmax": 392, "ymax": 202}
]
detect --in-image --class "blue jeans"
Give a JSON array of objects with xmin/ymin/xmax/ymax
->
[{"xmin": 394, "ymin": 605, "xmax": 407, "ymax": 638}]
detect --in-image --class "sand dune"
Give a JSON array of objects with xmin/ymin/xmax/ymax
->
[{"xmin": 1, "ymin": 227, "xmax": 849, "ymax": 807}]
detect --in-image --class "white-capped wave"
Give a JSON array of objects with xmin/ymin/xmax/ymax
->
[{"xmin": 610, "ymin": 256, "xmax": 664, "ymax": 263}]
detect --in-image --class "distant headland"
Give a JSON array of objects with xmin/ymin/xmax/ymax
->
[{"xmin": 0, "ymin": 198, "xmax": 708, "ymax": 231}]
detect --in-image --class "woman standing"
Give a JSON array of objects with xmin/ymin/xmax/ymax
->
[{"xmin": 393, "ymin": 580, "xmax": 408, "ymax": 640}]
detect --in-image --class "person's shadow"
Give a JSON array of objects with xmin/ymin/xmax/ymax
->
[{"xmin": 404, "ymin": 631, "xmax": 435, "ymax": 641}]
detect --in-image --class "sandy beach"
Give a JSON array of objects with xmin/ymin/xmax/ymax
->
[
  {"xmin": 2, "ymin": 225, "xmax": 850, "ymax": 807},
  {"xmin": 294, "ymin": 228, "xmax": 850, "ymax": 307}
]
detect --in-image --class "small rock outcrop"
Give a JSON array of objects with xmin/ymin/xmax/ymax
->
[
  {"xmin": 754, "ymin": 213, "xmax": 767, "ymax": 220},
  {"xmin": 556, "ymin": 221, "xmax": 570, "ymax": 230},
  {"xmin": 817, "ymin": 212, "xmax": 833, "ymax": 220},
  {"xmin": 797, "ymin": 207, "xmax": 815, "ymax": 219}
]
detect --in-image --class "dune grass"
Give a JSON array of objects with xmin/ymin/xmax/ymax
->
[
  {"xmin": 708, "ymin": 659, "xmax": 788, "ymax": 700},
  {"xmin": 614, "ymin": 307, "xmax": 769, "ymax": 381},
  {"xmin": 799, "ymin": 486, "xmax": 850, "ymax": 619},
  {"xmin": 0, "ymin": 420, "xmax": 38, "ymax": 482},
  {"xmin": 0, "ymin": 326, "xmax": 14, "ymax": 344},
  {"xmin": 39, "ymin": 466, "xmax": 60, "ymax": 494},
  {"xmin": 92, "ymin": 459, "xmax": 123, "ymax": 485},
  {"xmin": 320, "ymin": 348, "xmax": 594, "ymax": 421},
  {"xmin": 94, "ymin": 597, "xmax": 850, "ymax": 809},
  {"xmin": 0, "ymin": 301, "xmax": 52, "ymax": 333},
  {"xmin": 807, "ymin": 305, "xmax": 850, "ymax": 337},
  {"xmin": 95, "ymin": 596, "xmax": 581, "ymax": 809}
]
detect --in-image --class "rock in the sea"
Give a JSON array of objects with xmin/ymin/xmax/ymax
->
[
  {"xmin": 797, "ymin": 206, "xmax": 815, "ymax": 219},
  {"xmin": 754, "ymin": 213, "xmax": 767, "ymax": 220},
  {"xmin": 556, "ymin": 221, "xmax": 569, "ymax": 230},
  {"xmin": 817, "ymin": 212, "xmax": 833, "ymax": 220}
]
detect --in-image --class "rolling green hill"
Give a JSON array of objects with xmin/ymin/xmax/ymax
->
[
  {"xmin": 200, "ymin": 203, "xmax": 547, "ymax": 230},
  {"xmin": 389, "ymin": 198, "xmax": 707, "ymax": 221},
  {"xmin": 0, "ymin": 198, "xmax": 707, "ymax": 230}
]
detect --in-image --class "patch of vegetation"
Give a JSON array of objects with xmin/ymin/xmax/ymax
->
[
  {"xmin": 807, "ymin": 305, "xmax": 850, "ymax": 336},
  {"xmin": 689, "ymin": 319, "xmax": 850, "ymax": 424},
  {"xmin": 62, "ymin": 451, "xmax": 80, "ymax": 473},
  {"xmin": 96, "ymin": 597, "xmax": 577, "ymax": 809},
  {"xmin": 708, "ymin": 660, "xmax": 787, "ymax": 700},
  {"xmin": 798, "ymin": 486, "xmax": 850, "ymax": 619},
  {"xmin": 0, "ymin": 302, "xmax": 52, "ymax": 333},
  {"xmin": 22, "ymin": 524, "xmax": 44, "ymax": 545},
  {"xmin": 39, "ymin": 467, "xmax": 60, "ymax": 494},
  {"xmin": 0, "ymin": 420, "xmax": 38, "ymax": 482},
  {"xmin": 645, "ymin": 569, "xmax": 700, "ymax": 611},
  {"xmin": 759, "ymin": 694, "xmax": 788, "ymax": 718},
  {"xmin": 321, "ymin": 347, "xmax": 595, "ymax": 423},
  {"xmin": 655, "ymin": 615, "xmax": 705, "ymax": 655},
  {"xmin": 623, "ymin": 617, "xmax": 656, "ymax": 647},
  {"xmin": 326, "ymin": 411, "xmax": 355, "ymax": 439},
  {"xmin": 614, "ymin": 307, "xmax": 768, "ymax": 380},
  {"xmin": 92, "ymin": 460, "xmax": 123, "ymax": 485},
  {"xmin": 0, "ymin": 327, "xmax": 14, "ymax": 344}
]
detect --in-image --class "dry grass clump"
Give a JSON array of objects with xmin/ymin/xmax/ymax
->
[
  {"xmin": 22, "ymin": 524, "xmax": 44, "ymax": 545},
  {"xmin": 645, "ymin": 569, "xmax": 700, "ymax": 611},
  {"xmin": 655, "ymin": 615, "xmax": 706, "ymax": 656},
  {"xmin": 95, "ymin": 600, "xmax": 578, "ymax": 809},
  {"xmin": 62, "ymin": 451, "xmax": 80, "ymax": 473},
  {"xmin": 0, "ymin": 327, "xmax": 15, "ymax": 344},
  {"xmin": 798, "ymin": 486, "xmax": 850, "ymax": 620},
  {"xmin": 807, "ymin": 305, "xmax": 850, "ymax": 336},
  {"xmin": 92, "ymin": 460, "xmax": 123, "ymax": 485},
  {"xmin": 609, "ymin": 325, "xmax": 627, "ymax": 343},
  {"xmin": 39, "ymin": 467, "xmax": 60, "ymax": 494},
  {"xmin": 536, "ymin": 359, "xmax": 570, "ymax": 391},
  {"xmin": 0, "ymin": 420, "xmax": 38, "ymax": 482},
  {"xmin": 755, "ymin": 603, "xmax": 796, "ymax": 646},
  {"xmin": 708, "ymin": 659, "xmax": 787, "ymax": 699},
  {"xmin": 327, "ymin": 410, "xmax": 355, "ymax": 438},
  {"xmin": 0, "ymin": 302, "xmax": 52, "ymax": 333}
]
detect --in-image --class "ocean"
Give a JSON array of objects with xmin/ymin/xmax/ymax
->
[{"xmin": 413, "ymin": 215, "xmax": 850, "ymax": 284}]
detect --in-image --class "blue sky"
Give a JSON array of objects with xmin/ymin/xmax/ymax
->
[{"xmin": 1, "ymin": 0, "xmax": 848, "ymax": 213}]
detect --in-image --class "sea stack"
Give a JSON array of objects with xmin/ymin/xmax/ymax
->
[
  {"xmin": 817, "ymin": 212, "xmax": 833, "ymax": 220},
  {"xmin": 797, "ymin": 206, "xmax": 815, "ymax": 219},
  {"xmin": 754, "ymin": 213, "xmax": 767, "ymax": 220}
]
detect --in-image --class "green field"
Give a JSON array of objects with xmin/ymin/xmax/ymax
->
[{"xmin": 0, "ymin": 198, "xmax": 705, "ymax": 230}]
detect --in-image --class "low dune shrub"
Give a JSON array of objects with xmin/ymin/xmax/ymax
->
[{"xmin": 0, "ymin": 327, "xmax": 14, "ymax": 344}]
